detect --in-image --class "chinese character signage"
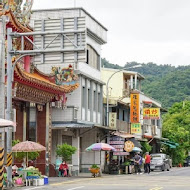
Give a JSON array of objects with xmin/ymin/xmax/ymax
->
[
  {"xmin": 109, "ymin": 112, "xmax": 117, "ymax": 129},
  {"xmin": 131, "ymin": 123, "xmax": 141, "ymax": 133},
  {"xmin": 124, "ymin": 141, "xmax": 135, "ymax": 152},
  {"xmin": 143, "ymin": 108, "xmax": 160, "ymax": 119},
  {"xmin": 130, "ymin": 93, "xmax": 140, "ymax": 123}
]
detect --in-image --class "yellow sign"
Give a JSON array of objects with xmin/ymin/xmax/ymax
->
[
  {"xmin": 131, "ymin": 123, "xmax": 141, "ymax": 133},
  {"xmin": 130, "ymin": 93, "xmax": 140, "ymax": 123},
  {"xmin": 109, "ymin": 112, "xmax": 117, "ymax": 129},
  {"xmin": 124, "ymin": 141, "xmax": 134, "ymax": 152},
  {"xmin": 143, "ymin": 108, "xmax": 160, "ymax": 119}
]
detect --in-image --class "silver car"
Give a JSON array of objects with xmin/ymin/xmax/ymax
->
[{"xmin": 150, "ymin": 153, "xmax": 170, "ymax": 171}]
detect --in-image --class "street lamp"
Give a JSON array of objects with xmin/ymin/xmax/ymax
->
[{"xmin": 106, "ymin": 65, "xmax": 142, "ymax": 127}]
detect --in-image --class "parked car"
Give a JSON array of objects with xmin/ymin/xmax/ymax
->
[
  {"xmin": 184, "ymin": 156, "xmax": 190, "ymax": 167},
  {"xmin": 150, "ymin": 153, "xmax": 170, "ymax": 171}
]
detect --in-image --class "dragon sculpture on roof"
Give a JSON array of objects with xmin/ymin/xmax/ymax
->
[{"xmin": 1, "ymin": 0, "xmax": 33, "ymax": 25}]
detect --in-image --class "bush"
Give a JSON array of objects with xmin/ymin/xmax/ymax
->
[{"xmin": 56, "ymin": 143, "xmax": 77, "ymax": 162}]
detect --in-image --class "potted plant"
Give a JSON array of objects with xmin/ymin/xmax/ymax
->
[
  {"xmin": 124, "ymin": 161, "xmax": 131, "ymax": 174},
  {"xmin": 89, "ymin": 164, "xmax": 100, "ymax": 177}
]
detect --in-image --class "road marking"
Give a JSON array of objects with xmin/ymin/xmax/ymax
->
[
  {"xmin": 51, "ymin": 178, "xmax": 96, "ymax": 186},
  {"xmin": 150, "ymin": 187, "xmax": 163, "ymax": 190},
  {"xmin": 67, "ymin": 186, "xmax": 84, "ymax": 190},
  {"xmin": 24, "ymin": 187, "xmax": 46, "ymax": 190}
]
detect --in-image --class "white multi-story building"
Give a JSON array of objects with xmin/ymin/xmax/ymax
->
[
  {"xmin": 30, "ymin": 8, "xmax": 107, "ymax": 174},
  {"xmin": 101, "ymin": 68, "xmax": 164, "ymax": 154}
]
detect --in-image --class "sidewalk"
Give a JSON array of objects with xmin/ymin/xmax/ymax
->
[{"xmin": 10, "ymin": 173, "xmax": 106, "ymax": 189}]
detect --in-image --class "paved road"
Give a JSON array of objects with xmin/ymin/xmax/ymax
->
[{"xmin": 15, "ymin": 167, "xmax": 190, "ymax": 190}]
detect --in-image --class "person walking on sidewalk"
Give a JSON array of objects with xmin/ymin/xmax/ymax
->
[
  {"xmin": 145, "ymin": 152, "xmax": 151, "ymax": 174},
  {"xmin": 134, "ymin": 153, "xmax": 142, "ymax": 174}
]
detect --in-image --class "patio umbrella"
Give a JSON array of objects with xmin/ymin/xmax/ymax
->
[
  {"xmin": 0, "ymin": 118, "xmax": 16, "ymax": 127},
  {"xmin": 12, "ymin": 141, "xmax": 46, "ymax": 167},
  {"xmin": 86, "ymin": 143, "xmax": 116, "ymax": 151},
  {"xmin": 132, "ymin": 147, "xmax": 142, "ymax": 152},
  {"xmin": 86, "ymin": 143, "xmax": 116, "ymax": 176}
]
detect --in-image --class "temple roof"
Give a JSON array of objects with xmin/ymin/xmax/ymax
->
[
  {"xmin": 0, "ymin": 9, "xmax": 32, "ymax": 33},
  {"xmin": 14, "ymin": 63, "xmax": 79, "ymax": 95}
]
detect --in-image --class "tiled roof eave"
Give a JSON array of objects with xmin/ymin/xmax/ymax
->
[{"xmin": 14, "ymin": 64, "xmax": 79, "ymax": 94}]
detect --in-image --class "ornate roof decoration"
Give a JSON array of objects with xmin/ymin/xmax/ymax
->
[
  {"xmin": 0, "ymin": 0, "xmax": 33, "ymax": 27},
  {"xmin": 0, "ymin": 1, "xmax": 33, "ymax": 33},
  {"xmin": 51, "ymin": 64, "xmax": 79, "ymax": 86},
  {"xmin": 14, "ymin": 63, "xmax": 79, "ymax": 94}
]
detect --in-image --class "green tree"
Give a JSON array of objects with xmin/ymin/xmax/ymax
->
[
  {"xmin": 162, "ymin": 101, "xmax": 190, "ymax": 165},
  {"xmin": 56, "ymin": 143, "xmax": 77, "ymax": 162},
  {"xmin": 141, "ymin": 142, "xmax": 152, "ymax": 154}
]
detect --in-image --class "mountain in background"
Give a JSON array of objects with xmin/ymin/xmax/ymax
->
[{"xmin": 102, "ymin": 58, "xmax": 190, "ymax": 108}]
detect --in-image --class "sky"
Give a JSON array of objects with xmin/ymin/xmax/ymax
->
[{"xmin": 32, "ymin": 0, "xmax": 190, "ymax": 67}]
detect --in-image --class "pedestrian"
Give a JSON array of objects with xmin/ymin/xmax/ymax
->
[
  {"xmin": 144, "ymin": 152, "xmax": 151, "ymax": 174},
  {"xmin": 59, "ymin": 161, "xmax": 69, "ymax": 177},
  {"xmin": 134, "ymin": 152, "xmax": 142, "ymax": 174}
]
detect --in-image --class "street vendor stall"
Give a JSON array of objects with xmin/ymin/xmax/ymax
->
[{"xmin": 12, "ymin": 141, "xmax": 48, "ymax": 186}]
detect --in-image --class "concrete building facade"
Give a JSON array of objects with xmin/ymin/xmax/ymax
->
[
  {"xmin": 101, "ymin": 68, "xmax": 163, "ymax": 153},
  {"xmin": 30, "ymin": 8, "xmax": 108, "ymax": 174}
]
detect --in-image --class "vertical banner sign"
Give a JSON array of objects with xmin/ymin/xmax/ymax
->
[
  {"xmin": 0, "ymin": 148, "xmax": 4, "ymax": 189},
  {"xmin": 130, "ymin": 93, "xmax": 140, "ymax": 123},
  {"xmin": 143, "ymin": 108, "xmax": 160, "ymax": 119},
  {"xmin": 131, "ymin": 123, "xmax": 141, "ymax": 133},
  {"xmin": 109, "ymin": 112, "xmax": 117, "ymax": 129}
]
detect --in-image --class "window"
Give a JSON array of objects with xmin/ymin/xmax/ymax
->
[
  {"xmin": 82, "ymin": 87, "xmax": 85, "ymax": 108},
  {"xmin": 88, "ymin": 89, "xmax": 90, "ymax": 109},
  {"xmin": 98, "ymin": 93, "xmax": 101, "ymax": 112},
  {"xmin": 28, "ymin": 123, "xmax": 36, "ymax": 142},
  {"xmin": 94, "ymin": 91, "xmax": 96, "ymax": 111},
  {"xmin": 86, "ymin": 49, "xmax": 89, "ymax": 64},
  {"xmin": 87, "ymin": 44, "xmax": 100, "ymax": 70}
]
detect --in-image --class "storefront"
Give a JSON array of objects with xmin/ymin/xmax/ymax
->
[{"xmin": 106, "ymin": 131, "xmax": 142, "ymax": 174}]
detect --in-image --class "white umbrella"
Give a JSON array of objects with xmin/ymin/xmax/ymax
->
[{"xmin": 0, "ymin": 118, "xmax": 16, "ymax": 127}]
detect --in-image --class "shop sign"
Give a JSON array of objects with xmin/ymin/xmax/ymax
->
[
  {"xmin": 113, "ymin": 152, "xmax": 129, "ymax": 156},
  {"xmin": 110, "ymin": 136, "xmax": 124, "ymax": 141},
  {"xmin": 111, "ymin": 145, "xmax": 124, "ymax": 148},
  {"xmin": 130, "ymin": 94, "xmax": 140, "ymax": 123},
  {"xmin": 124, "ymin": 140, "xmax": 134, "ymax": 152},
  {"xmin": 131, "ymin": 123, "xmax": 141, "ymax": 133},
  {"xmin": 115, "ymin": 148, "xmax": 123, "ymax": 152},
  {"xmin": 143, "ymin": 108, "xmax": 160, "ymax": 119},
  {"xmin": 109, "ymin": 141, "xmax": 124, "ymax": 145},
  {"xmin": 109, "ymin": 112, "xmax": 117, "ymax": 129}
]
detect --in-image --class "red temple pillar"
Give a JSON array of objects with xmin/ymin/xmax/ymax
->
[
  {"xmin": 24, "ymin": 56, "xmax": 30, "ymax": 73},
  {"xmin": 36, "ymin": 105, "xmax": 46, "ymax": 174}
]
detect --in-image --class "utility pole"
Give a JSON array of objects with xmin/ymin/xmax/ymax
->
[
  {"xmin": 0, "ymin": 16, "xmax": 6, "ymax": 119},
  {"xmin": 6, "ymin": 28, "xmax": 13, "ymax": 187}
]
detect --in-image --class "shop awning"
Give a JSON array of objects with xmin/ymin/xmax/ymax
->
[
  {"xmin": 112, "ymin": 131, "xmax": 135, "ymax": 138},
  {"xmin": 160, "ymin": 140, "xmax": 179, "ymax": 149},
  {"xmin": 52, "ymin": 122, "xmax": 94, "ymax": 129},
  {"xmin": 160, "ymin": 141, "xmax": 176, "ymax": 148}
]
